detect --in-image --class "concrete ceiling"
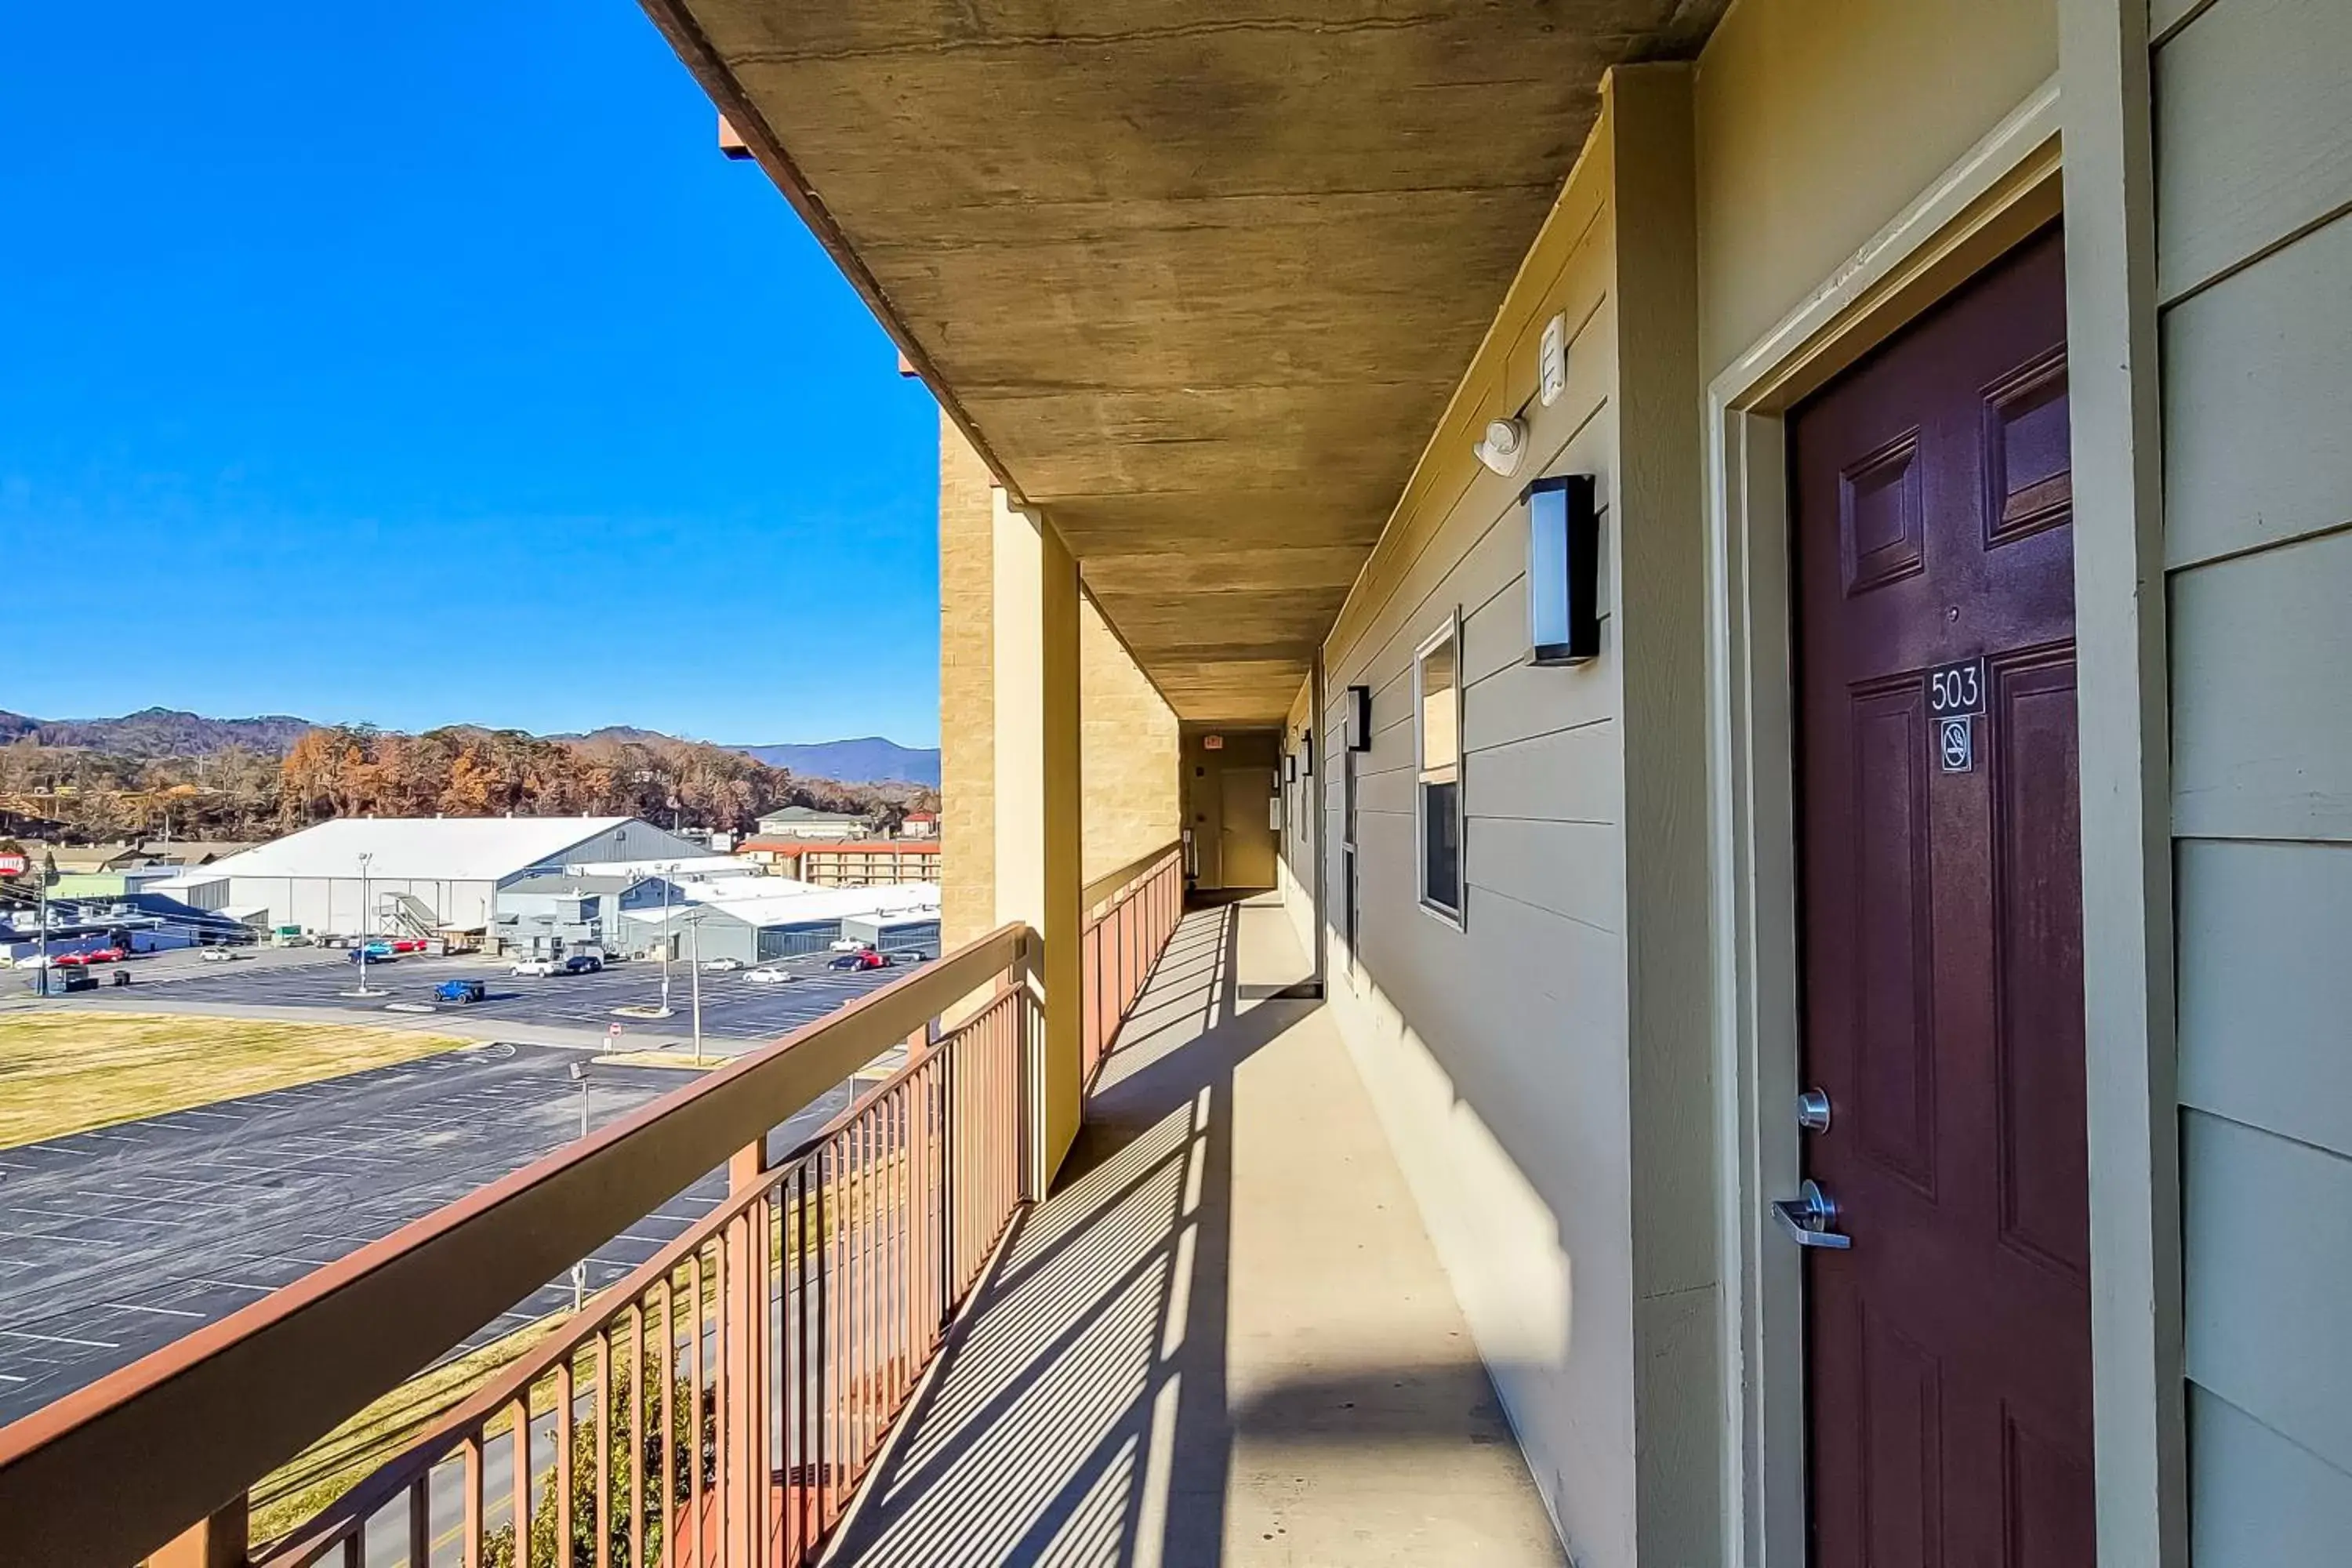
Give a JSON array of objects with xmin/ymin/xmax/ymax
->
[{"xmin": 643, "ymin": 1, "xmax": 1726, "ymax": 722}]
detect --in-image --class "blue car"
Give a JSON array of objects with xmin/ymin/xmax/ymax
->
[
  {"xmin": 434, "ymin": 978, "xmax": 487, "ymax": 1004},
  {"xmin": 347, "ymin": 942, "xmax": 397, "ymax": 964}
]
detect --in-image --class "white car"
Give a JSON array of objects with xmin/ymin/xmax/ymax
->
[
  {"xmin": 510, "ymin": 957, "xmax": 561, "ymax": 978},
  {"xmin": 745, "ymin": 967, "xmax": 793, "ymax": 985},
  {"xmin": 702, "ymin": 956, "xmax": 746, "ymax": 973},
  {"xmin": 827, "ymin": 938, "xmax": 867, "ymax": 953}
]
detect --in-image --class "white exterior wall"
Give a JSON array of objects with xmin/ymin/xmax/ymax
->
[
  {"xmin": 2151, "ymin": 0, "xmax": 2352, "ymax": 1551},
  {"xmin": 225, "ymin": 876, "xmax": 497, "ymax": 935},
  {"xmin": 1295, "ymin": 81, "xmax": 1717, "ymax": 1564}
]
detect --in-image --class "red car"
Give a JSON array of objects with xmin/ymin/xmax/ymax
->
[
  {"xmin": 827, "ymin": 949, "xmax": 893, "ymax": 972},
  {"xmin": 390, "ymin": 939, "xmax": 428, "ymax": 954},
  {"xmin": 85, "ymin": 947, "xmax": 125, "ymax": 964}
]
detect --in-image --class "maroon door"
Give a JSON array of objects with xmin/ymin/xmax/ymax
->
[{"xmin": 1789, "ymin": 226, "xmax": 2093, "ymax": 1567}]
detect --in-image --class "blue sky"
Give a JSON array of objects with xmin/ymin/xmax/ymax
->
[{"xmin": 0, "ymin": 2, "xmax": 939, "ymax": 747}]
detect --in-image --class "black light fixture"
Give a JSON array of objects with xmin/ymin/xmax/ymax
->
[
  {"xmin": 1345, "ymin": 686, "xmax": 1373, "ymax": 752},
  {"xmin": 1301, "ymin": 728, "xmax": 1314, "ymax": 777},
  {"xmin": 1525, "ymin": 474, "xmax": 1600, "ymax": 665}
]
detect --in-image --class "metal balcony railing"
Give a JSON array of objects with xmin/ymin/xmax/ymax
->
[
  {"xmin": 0, "ymin": 925, "xmax": 1039, "ymax": 1568},
  {"xmin": 1078, "ymin": 844, "xmax": 1183, "ymax": 1086}
]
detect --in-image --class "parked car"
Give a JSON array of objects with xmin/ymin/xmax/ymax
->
[
  {"xmin": 52, "ymin": 952, "xmax": 92, "ymax": 967},
  {"xmin": 745, "ymin": 967, "xmax": 793, "ymax": 985},
  {"xmin": 434, "ymin": 978, "xmax": 488, "ymax": 1004},
  {"xmin": 561, "ymin": 954, "xmax": 604, "ymax": 975},
  {"xmin": 80, "ymin": 946, "xmax": 126, "ymax": 964},
  {"xmin": 199, "ymin": 946, "xmax": 249, "ymax": 963},
  {"xmin": 347, "ymin": 942, "xmax": 397, "ymax": 964},
  {"xmin": 827, "ymin": 949, "xmax": 891, "ymax": 972},
  {"xmin": 827, "ymin": 937, "xmax": 868, "ymax": 953},
  {"xmin": 390, "ymin": 938, "xmax": 428, "ymax": 954},
  {"xmin": 510, "ymin": 957, "xmax": 561, "ymax": 978},
  {"xmin": 702, "ymin": 956, "xmax": 746, "ymax": 973}
]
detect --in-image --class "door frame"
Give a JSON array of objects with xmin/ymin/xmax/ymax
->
[{"xmin": 1699, "ymin": 71, "xmax": 2183, "ymax": 1568}]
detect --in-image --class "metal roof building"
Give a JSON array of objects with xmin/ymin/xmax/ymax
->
[{"xmin": 204, "ymin": 816, "xmax": 710, "ymax": 939}]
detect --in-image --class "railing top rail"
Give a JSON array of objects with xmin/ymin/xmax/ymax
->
[
  {"xmin": 0, "ymin": 922, "xmax": 1035, "ymax": 1568},
  {"xmin": 1081, "ymin": 840, "xmax": 1181, "ymax": 918}
]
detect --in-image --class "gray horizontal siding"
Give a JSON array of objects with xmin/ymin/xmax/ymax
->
[
  {"xmin": 2169, "ymin": 528, "xmax": 2352, "ymax": 842},
  {"xmin": 2154, "ymin": 0, "xmax": 2352, "ymax": 303},
  {"xmin": 2161, "ymin": 211, "xmax": 2352, "ymax": 570},
  {"xmin": 2182, "ymin": 1110, "xmax": 2352, "ymax": 1475},
  {"xmin": 2189, "ymin": 1383, "xmax": 2352, "ymax": 1566},
  {"xmin": 2177, "ymin": 839, "xmax": 2352, "ymax": 1159}
]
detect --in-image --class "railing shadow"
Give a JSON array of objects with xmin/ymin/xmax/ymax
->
[{"xmin": 825, "ymin": 902, "xmax": 1282, "ymax": 1567}]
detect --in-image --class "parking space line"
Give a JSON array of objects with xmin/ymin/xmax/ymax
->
[
  {"xmin": 99, "ymin": 1301, "xmax": 207, "ymax": 1319},
  {"xmin": 0, "ymin": 1328, "xmax": 120, "ymax": 1349}
]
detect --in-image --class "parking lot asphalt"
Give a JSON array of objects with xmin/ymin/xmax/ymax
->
[
  {"xmin": 20, "ymin": 946, "xmax": 912, "ymax": 1047},
  {"xmin": 0, "ymin": 1040, "xmax": 857, "ymax": 1425}
]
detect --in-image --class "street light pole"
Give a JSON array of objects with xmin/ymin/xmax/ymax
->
[
  {"xmin": 657, "ymin": 862, "xmax": 677, "ymax": 1018},
  {"xmin": 34, "ymin": 858, "xmax": 51, "ymax": 1000},
  {"xmin": 354, "ymin": 851, "xmax": 376, "ymax": 996},
  {"xmin": 688, "ymin": 913, "xmax": 705, "ymax": 1066}
]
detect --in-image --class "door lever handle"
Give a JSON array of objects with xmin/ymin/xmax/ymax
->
[{"xmin": 1772, "ymin": 1179, "xmax": 1853, "ymax": 1250}]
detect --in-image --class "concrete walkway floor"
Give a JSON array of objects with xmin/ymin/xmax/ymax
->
[{"xmin": 829, "ymin": 894, "xmax": 1564, "ymax": 1567}]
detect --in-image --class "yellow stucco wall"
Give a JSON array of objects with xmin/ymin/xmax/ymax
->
[
  {"xmin": 1080, "ymin": 597, "xmax": 1181, "ymax": 887},
  {"xmin": 939, "ymin": 417, "xmax": 1181, "ymax": 951},
  {"xmin": 1693, "ymin": 0, "xmax": 2056, "ymax": 375},
  {"xmin": 938, "ymin": 412, "xmax": 997, "ymax": 949}
]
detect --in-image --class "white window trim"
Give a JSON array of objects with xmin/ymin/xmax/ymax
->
[{"xmin": 1414, "ymin": 610, "xmax": 1465, "ymax": 929}]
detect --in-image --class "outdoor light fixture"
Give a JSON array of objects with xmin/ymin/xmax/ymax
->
[
  {"xmin": 1286, "ymin": 750, "xmax": 1298, "ymax": 782},
  {"xmin": 1301, "ymin": 729, "xmax": 1314, "ymax": 777},
  {"xmin": 1475, "ymin": 416, "xmax": 1529, "ymax": 478},
  {"xmin": 1345, "ymin": 685, "xmax": 1373, "ymax": 752},
  {"xmin": 1525, "ymin": 473, "xmax": 1600, "ymax": 666}
]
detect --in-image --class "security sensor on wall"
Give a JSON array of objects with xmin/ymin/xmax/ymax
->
[{"xmin": 1475, "ymin": 416, "xmax": 1528, "ymax": 478}]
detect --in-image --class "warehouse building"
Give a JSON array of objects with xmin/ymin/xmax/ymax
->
[
  {"xmin": 198, "ymin": 817, "xmax": 710, "ymax": 939},
  {"xmin": 617, "ymin": 880, "xmax": 940, "ymax": 965}
]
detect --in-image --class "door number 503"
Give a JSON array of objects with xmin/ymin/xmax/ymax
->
[{"xmin": 1928, "ymin": 657, "xmax": 1986, "ymax": 718}]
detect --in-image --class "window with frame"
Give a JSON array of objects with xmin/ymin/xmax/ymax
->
[{"xmin": 1415, "ymin": 615, "xmax": 1463, "ymax": 924}]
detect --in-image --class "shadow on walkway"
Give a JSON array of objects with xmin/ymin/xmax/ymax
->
[{"xmin": 826, "ymin": 896, "xmax": 1562, "ymax": 1567}]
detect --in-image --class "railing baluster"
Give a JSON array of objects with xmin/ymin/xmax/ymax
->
[
  {"xmin": 625, "ymin": 1305, "xmax": 644, "ymax": 1568},
  {"xmin": 593, "ymin": 1330, "xmax": 612, "ymax": 1568},
  {"xmin": 461, "ymin": 1435, "xmax": 483, "ymax": 1568},
  {"xmin": 554, "ymin": 1358, "xmax": 575, "ymax": 1568},
  {"xmin": 506, "ymin": 1393, "xmax": 531, "ymax": 1568},
  {"xmin": 407, "ymin": 1478, "xmax": 428, "ymax": 1568},
  {"xmin": 655, "ymin": 1279, "xmax": 673, "ymax": 1568}
]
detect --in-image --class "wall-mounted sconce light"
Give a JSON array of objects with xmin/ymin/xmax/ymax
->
[
  {"xmin": 1301, "ymin": 729, "xmax": 1314, "ymax": 777},
  {"xmin": 1526, "ymin": 474, "xmax": 1599, "ymax": 666},
  {"xmin": 1285, "ymin": 750, "xmax": 1298, "ymax": 782},
  {"xmin": 1345, "ymin": 686, "xmax": 1373, "ymax": 752}
]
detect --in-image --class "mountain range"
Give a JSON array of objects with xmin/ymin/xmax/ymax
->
[
  {"xmin": 731, "ymin": 737, "xmax": 940, "ymax": 787},
  {"xmin": 0, "ymin": 708, "xmax": 941, "ymax": 786}
]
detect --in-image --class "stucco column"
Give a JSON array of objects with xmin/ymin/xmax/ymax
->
[
  {"xmin": 985, "ymin": 492, "xmax": 1086, "ymax": 1185},
  {"xmin": 1037, "ymin": 524, "xmax": 1084, "ymax": 1181}
]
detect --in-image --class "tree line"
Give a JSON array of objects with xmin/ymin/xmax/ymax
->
[{"xmin": 0, "ymin": 726, "xmax": 935, "ymax": 844}]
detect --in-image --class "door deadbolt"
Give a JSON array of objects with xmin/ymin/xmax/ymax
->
[{"xmin": 1795, "ymin": 1087, "xmax": 1832, "ymax": 1133}]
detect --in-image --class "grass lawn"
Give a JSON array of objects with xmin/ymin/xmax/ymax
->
[{"xmin": 0, "ymin": 1012, "xmax": 469, "ymax": 1150}]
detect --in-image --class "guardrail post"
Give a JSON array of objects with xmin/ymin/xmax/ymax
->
[
  {"xmin": 725, "ymin": 1141, "xmax": 770, "ymax": 1568},
  {"xmin": 153, "ymin": 1498, "xmax": 247, "ymax": 1568}
]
